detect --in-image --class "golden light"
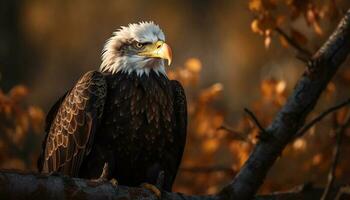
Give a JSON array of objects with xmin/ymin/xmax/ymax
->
[
  {"xmin": 312, "ymin": 153, "xmax": 322, "ymax": 165},
  {"xmin": 293, "ymin": 138, "xmax": 307, "ymax": 151},
  {"xmin": 202, "ymin": 138, "xmax": 219, "ymax": 153},
  {"xmin": 209, "ymin": 83, "xmax": 224, "ymax": 95},
  {"xmin": 264, "ymin": 35, "xmax": 272, "ymax": 49},
  {"xmin": 185, "ymin": 58, "xmax": 202, "ymax": 73},
  {"xmin": 276, "ymin": 80, "xmax": 286, "ymax": 94}
]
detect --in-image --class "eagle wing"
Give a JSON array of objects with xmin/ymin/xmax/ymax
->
[
  {"xmin": 165, "ymin": 80, "xmax": 187, "ymax": 190},
  {"xmin": 38, "ymin": 71, "xmax": 107, "ymax": 176}
]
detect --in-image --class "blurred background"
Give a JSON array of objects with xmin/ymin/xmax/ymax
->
[{"xmin": 1, "ymin": 0, "xmax": 350, "ymax": 195}]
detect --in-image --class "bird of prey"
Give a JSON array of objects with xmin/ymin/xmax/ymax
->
[{"xmin": 38, "ymin": 22, "xmax": 187, "ymax": 193}]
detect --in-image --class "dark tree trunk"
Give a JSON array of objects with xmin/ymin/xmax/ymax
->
[{"xmin": 0, "ymin": 0, "xmax": 34, "ymax": 91}]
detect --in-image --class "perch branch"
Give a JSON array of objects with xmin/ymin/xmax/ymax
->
[{"xmin": 0, "ymin": 170, "xmax": 349, "ymax": 200}]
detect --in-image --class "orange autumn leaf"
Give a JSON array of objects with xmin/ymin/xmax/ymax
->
[
  {"xmin": 9, "ymin": 85, "xmax": 29, "ymax": 103},
  {"xmin": 264, "ymin": 35, "xmax": 272, "ymax": 49},
  {"xmin": 185, "ymin": 58, "xmax": 202, "ymax": 73},
  {"xmin": 202, "ymin": 138, "xmax": 219, "ymax": 153},
  {"xmin": 251, "ymin": 19, "xmax": 263, "ymax": 34}
]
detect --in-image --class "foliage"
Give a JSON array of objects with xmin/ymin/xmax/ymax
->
[
  {"xmin": 249, "ymin": 0, "xmax": 345, "ymax": 49},
  {"xmin": 0, "ymin": 85, "xmax": 44, "ymax": 170}
]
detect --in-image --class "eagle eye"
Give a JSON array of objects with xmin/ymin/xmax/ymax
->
[
  {"xmin": 133, "ymin": 42, "xmax": 152, "ymax": 50},
  {"xmin": 134, "ymin": 42, "xmax": 145, "ymax": 49}
]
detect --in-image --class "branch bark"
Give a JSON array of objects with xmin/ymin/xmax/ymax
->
[
  {"xmin": 1, "ymin": 170, "xmax": 349, "ymax": 200},
  {"xmin": 220, "ymin": 8, "xmax": 350, "ymax": 200},
  {"xmin": 0, "ymin": 170, "xmax": 222, "ymax": 200}
]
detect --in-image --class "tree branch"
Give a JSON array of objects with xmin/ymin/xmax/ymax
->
[
  {"xmin": 244, "ymin": 108, "xmax": 267, "ymax": 134},
  {"xmin": 295, "ymin": 98, "xmax": 350, "ymax": 138},
  {"xmin": 275, "ymin": 27, "xmax": 312, "ymax": 62},
  {"xmin": 0, "ymin": 170, "xmax": 349, "ymax": 200},
  {"xmin": 0, "ymin": 170, "xmax": 210, "ymax": 200},
  {"xmin": 217, "ymin": 125, "xmax": 252, "ymax": 143},
  {"xmin": 320, "ymin": 113, "xmax": 350, "ymax": 200},
  {"xmin": 220, "ymin": 8, "xmax": 350, "ymax": 200}
]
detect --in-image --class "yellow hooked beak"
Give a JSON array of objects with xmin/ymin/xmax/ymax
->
[{"xmin": 138, "ymin": 41, "xmax": 173, "ymax": 66}]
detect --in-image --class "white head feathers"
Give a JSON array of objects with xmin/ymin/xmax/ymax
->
[{"xmin": 100, "ymin": 21, "xmax": 167, "ymax": 76}]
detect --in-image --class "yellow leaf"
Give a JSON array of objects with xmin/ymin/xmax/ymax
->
[
  {"xmin": 312, "ymin": 154, "xmax": 322, "ymax": 166},
  {"xmin": 9, "ymin": 85, "xmax": 28, "ymax": 102},
  {"xmin": 313, "ymin": 22, "xmax": 323, "ymax": 36},
  {"xmin": 279, "ymin": 35, "xmax": 289, "ymax": 48},
  {"xmin": 276, "ymin": 80, "xmax": 286, "ymax": 94},
  {"xmin": 202, "ymin": 138, "xmax": 219, "ymax": 153},
  {"xmin": 336, "ymin": 107, "xmax": 349, "ymax": 124},
  {"xmin": 293, "ymin": 138, "xmax": 307, "ymax": 151},
  {"xmin": 264, "ymin": 36, "xmax": 272, "ymax": 49},
  {"xmin": 249, "ymin": 0, "xmax": 263, "ymax": 12},
  {"xmin": 251, "ymin": 19, "xmax": 263, "ymax": 34},
  {"xmin": 185, "ymin": 58, "xmax": 202, "ymax": 73}
]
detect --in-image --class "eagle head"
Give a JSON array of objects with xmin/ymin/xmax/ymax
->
[{"xmin": 100, "ymin": 22, "xmax": 172, "ymax": 76}]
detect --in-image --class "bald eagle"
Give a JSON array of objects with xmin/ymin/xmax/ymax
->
[{"xmin": 38, "ymin": 22, "xmax": 187, "ymax": 192}]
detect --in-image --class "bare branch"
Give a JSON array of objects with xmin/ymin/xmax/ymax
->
[
  {"xmin": 217, "ymin": 124, "xmax": 241, "ymax": 135},
  {"xmin": 217, "ymin": 125, "xmax": 251, "ymax": 143},
  {"xmin": 296, "ymin": 98, "xmax": 350, "ymax": 138},
  {"xmin": 320, "ymin": 113, "xmax": 350, "ymax": 200},
  {"xmin": 275, "ymin": 27, "xmax": 312, "ymax": 62},
  {"xmin": 244, "ymin": 108, "xmax": 267, "ymax": 135}
]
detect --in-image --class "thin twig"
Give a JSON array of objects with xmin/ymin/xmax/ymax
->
[
  {"xmin": 275, "ymin": 27, "xmax": 312, "ymax": 62},
  {"xmin": 244, "ymin": 108, "xmax": 267, "ymax": 135},
  {"xmin": 217, "ymin": 125, "xmax": 250, "ymax": 142},
  {"xmin": 296, "ymin": 98, "xmax": 350, "ymax": 138},
  {"xmin": 217, "ymin": 125, "xmax": 241, "ymax": 135},
  {"xmin": 320, "ymin": 113, "xmax": 350, "ymax": 200}
]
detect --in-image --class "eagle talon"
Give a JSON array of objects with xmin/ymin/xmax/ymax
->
[
  {"xmin": 141, "ymin": 183, "xmax": 161, "ymax": 199},
  {"xmin": 110, "ymin": 178, "xmax": 118, "ymax": 187},
  {"xmin": 90, "ymin": 177, "xmax": 118, "ymax": 188},
  {"xmin": 90, "ymin": 177, "xmax": 108, "ymax": 184},
  {"xmin": 90, "ymin": 162, "xmax": 118, "ymax": 187}
]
